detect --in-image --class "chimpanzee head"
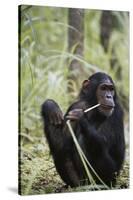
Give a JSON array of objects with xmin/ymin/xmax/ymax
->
[{"xmin": 80, "ymin": 72, "xmax": 116, "ymax": 117}]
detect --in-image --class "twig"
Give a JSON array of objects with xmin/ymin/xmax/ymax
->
[{"xmin": 84, "ymin": 103, "xmax": 100, "ymax": 113}]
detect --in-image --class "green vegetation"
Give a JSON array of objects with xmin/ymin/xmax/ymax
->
[{"xmin": 19, "ymin": 5, "xmax": 129, "ymax": 195}]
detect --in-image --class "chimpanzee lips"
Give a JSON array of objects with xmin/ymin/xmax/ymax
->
[{"xmin": 101, "ymin": 104, "xmax": 115, "ymax": 109}]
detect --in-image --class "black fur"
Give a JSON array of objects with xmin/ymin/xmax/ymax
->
[{"xmin": 41, "ymin": 72, "xmax": 125, "ymax": 187}]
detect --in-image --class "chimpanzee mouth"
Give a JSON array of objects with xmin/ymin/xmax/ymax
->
[{"xmin": 101, "ymin": 104, "xmax": 114, "ymax": 109}]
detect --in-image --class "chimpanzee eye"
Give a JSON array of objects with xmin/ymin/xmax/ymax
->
[
  {"xmin": 110, "ymin": 86, "xmax": 114, "ymax": 91},
  {"xmin": 101, "ymin": 85, "xmax": 106, "ymax": 91}
]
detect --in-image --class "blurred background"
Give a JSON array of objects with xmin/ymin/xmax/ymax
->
[{"xmin": 19, "ymin": 5, "xmax": 129, "ymax": 195}]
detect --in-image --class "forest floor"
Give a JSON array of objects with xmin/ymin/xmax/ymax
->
[{"xmin": 20, "ymin": 135, "xmax": 129, "ymax": 195}]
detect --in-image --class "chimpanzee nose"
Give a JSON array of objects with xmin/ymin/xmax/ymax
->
[{"xmin": 106, "ymin": 95, "xmax": 112, "ymax": 99}]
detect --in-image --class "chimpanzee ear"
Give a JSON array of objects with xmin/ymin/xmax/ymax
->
[{"xmin": 82, "ymin": 80, "xmax": 90, "ymax": 88}]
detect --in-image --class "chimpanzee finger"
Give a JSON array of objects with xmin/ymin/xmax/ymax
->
[
  {"xmin": 68, "ymin": 109, "xmax": 84, "ymax": 119},
  {"xmin": 66, "ymin": 114, "xmax": 79, "ymax": 120},
  {"xmin": 68, "ymin": 109, "xmax": 83, "ymax": 114}
]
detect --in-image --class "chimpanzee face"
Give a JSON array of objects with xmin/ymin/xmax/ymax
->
[{"xmin": 96, "ymin": 79, "xmax": 115, "ymax": 117}]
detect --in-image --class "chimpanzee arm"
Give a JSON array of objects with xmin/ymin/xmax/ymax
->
[
  {"xmin": 79, "ymin": 116, "xmax": 108, "ymax": 153},
  {"xmin": 66, "ymin": 107, "xmax": 107, "ymax": 152},
  {"xmin": 109, "ymin": 115, "xmax": 125, "ymax": 172},
  {"xmin": 78, "ymin": 116, "xmax": 118, "ymax": 184}
]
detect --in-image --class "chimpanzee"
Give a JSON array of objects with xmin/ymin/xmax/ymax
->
[{"xmin": 41, "ymin": 72, "xmax": 125, "ymax": 188}]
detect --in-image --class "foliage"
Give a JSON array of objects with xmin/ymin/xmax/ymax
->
[{"xmin": 19, "ymin": 5, "xmax": 129, "ymax": 195}]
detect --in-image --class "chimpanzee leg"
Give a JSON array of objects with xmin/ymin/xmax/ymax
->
[
  {"xmin": 41, "ymin": 99, "xmax": 65, "ymax": 153},
  {"xmin": 41, "ymin": 99, "xmax": 80, "ymax": 187}
]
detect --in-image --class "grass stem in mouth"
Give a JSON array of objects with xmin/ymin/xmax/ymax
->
[{"xmin": 84, "ymin": 104, "xmax": 100, "ymax": 113}]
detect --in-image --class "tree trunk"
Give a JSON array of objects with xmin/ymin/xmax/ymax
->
[
  {"xmin": 100, "ymin": 11, "xmax": 122, "ymax": 79},
  {"xmin": 68, "ymin": 8, "xmax": 84, "ymax": 72},
  {"xmin": 100, "ymin": 11, "xmax": 113, "ymax": 52}
]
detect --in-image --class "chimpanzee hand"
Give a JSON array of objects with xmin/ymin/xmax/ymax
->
[
  {"xmin": 41, "ymin": 99, "xmax": 64, "ymax": 125},
  {"xmin": 66, "ymin": 109, "xmax": 84, "ymax": 121}
]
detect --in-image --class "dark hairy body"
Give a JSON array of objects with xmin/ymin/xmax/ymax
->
[{"xmin": 41, "ymin": 72, "xmax": 125, "ymax": 187}]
